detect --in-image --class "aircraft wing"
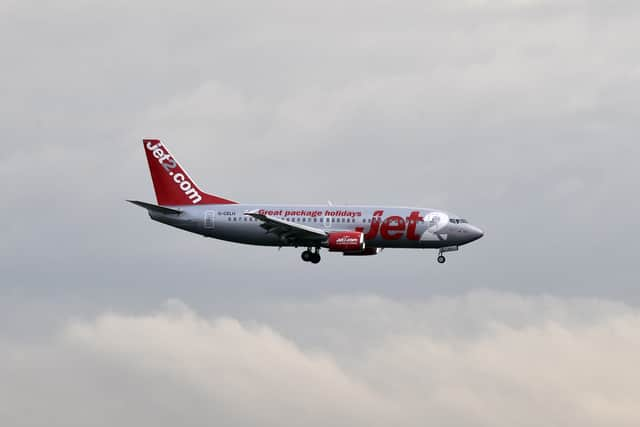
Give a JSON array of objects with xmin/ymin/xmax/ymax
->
[{"xmin": 244, "ymin": 211, "xmax": 328, "ymax": 245}]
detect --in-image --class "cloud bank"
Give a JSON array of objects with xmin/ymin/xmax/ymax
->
[
  {"xmin": 1, "ymin": 0, "xmax": 639, "ymax": 301},
  {"xmin": 2, "ymin": 292, "xmax": 639, "ymax": 427}
]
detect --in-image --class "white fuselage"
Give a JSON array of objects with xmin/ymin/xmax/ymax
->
[{"xmin": 149, "ymin": 203, "xmax": 484, "ymax": 249}]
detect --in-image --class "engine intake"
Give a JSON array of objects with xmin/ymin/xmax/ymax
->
[{"xmin": 327, "ymin": 231, "xmax": 365, "ymax": 252}]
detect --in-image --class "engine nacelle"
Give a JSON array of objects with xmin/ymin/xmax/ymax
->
[
  {"xmin": 342, "ymin": 247, "xmax": 383, "ymax": 256},
  {"xmin": 327, "ymin": 231, "xmax": 365, "ymax": 252}
]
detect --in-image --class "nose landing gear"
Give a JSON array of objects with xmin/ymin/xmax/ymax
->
[
  {"xmin": 301, "ymin": 248, "xmax": 321, "ymax": 264},
  {"xmin": 436, "ymin": 246, "xmax": 459, "ymax": 264}
]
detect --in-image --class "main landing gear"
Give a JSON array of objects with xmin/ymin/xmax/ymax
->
[{"xmin": 301, "ymin": 248, "xmax": 321, "ymax": 264}]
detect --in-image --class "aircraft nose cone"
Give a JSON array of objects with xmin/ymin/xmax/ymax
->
[{"xmin": 468, "ymin": 225, "xmax": 484, "ymax": 242}]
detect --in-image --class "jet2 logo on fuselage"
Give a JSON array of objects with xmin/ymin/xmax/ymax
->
[{"xmin": 356, "ymin": 210, "xmax": 425, "ymax": 241}]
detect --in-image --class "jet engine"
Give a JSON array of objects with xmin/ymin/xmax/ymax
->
[{"xmin": 327, "ymin": 231, "xmax": 365, "ymax": 252}]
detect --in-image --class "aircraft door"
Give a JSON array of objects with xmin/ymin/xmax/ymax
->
[
  {"xmin": 204, "ymin": 210, "xmax": 216, "ymax": 229},
  {"xmin": 324, "ymin": 212, "xmax": 332, "ymax": 229}
]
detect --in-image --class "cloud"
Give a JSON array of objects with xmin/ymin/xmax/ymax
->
[
  {"xmin": 2, "ymin": 292, "xmax": 640, "ymax": 426},
  {"xmin": 1, "ymin": 0, "xmax": 640, "ymax": 302},
  {"xmin": 2, "ymin": 2, "xmax": 639, "ymax": 424}
]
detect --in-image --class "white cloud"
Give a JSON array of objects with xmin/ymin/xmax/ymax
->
[{"xmin": 2, "ymin": 292, "xmax": 640, "ymax": 426}]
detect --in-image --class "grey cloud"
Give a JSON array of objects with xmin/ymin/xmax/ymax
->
[
  {"xmin": 2, "ymin": 5, "xmax": 640, "ymax": 421},
  {"xmin": 3, "ymin": 3, "xmax": 640, "ymax": 423},
  {"xmin": 2, "ymin": 293, "xmax": 640, "ymax": 427}
]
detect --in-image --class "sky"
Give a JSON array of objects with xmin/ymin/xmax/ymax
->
[{"xmin": 1, "ymin": 0, "xmax": 640, "ymax": 425}]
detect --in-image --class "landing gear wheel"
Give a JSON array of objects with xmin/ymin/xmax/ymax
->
[
  {"xmin": 310, "ymin": 253, "xmax": 321, "ymax": 264},
  {"xmin": 437, "ymin": 255, "xmax": 446, "ymax": 264},
  {"xmin": 301, "ymin": 250, "xmax": 312, "ymax": 262}
]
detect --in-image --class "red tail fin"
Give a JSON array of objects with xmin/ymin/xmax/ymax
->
[{"xmin": 143, "ymin": 139, "xmax": 237, "ymax": 206}]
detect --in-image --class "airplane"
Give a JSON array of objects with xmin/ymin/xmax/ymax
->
[{"xmin": 129, "ymin": 139, "xmax": 484, "ymax": 264}]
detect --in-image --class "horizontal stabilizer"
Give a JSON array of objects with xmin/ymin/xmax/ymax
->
[{"xmin": 127, "ymin": 200, "xmax": 182, "ymax": 215}]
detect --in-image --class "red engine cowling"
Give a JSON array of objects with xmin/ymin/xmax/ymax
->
[{"xmin": 327, "ymin": 231, "xmax": 365, "ymax": 252}]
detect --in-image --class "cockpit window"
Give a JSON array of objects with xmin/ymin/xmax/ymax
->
[{"xmin": 449, "ymin": 218, "xmax": 469, "ymax": 224}]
